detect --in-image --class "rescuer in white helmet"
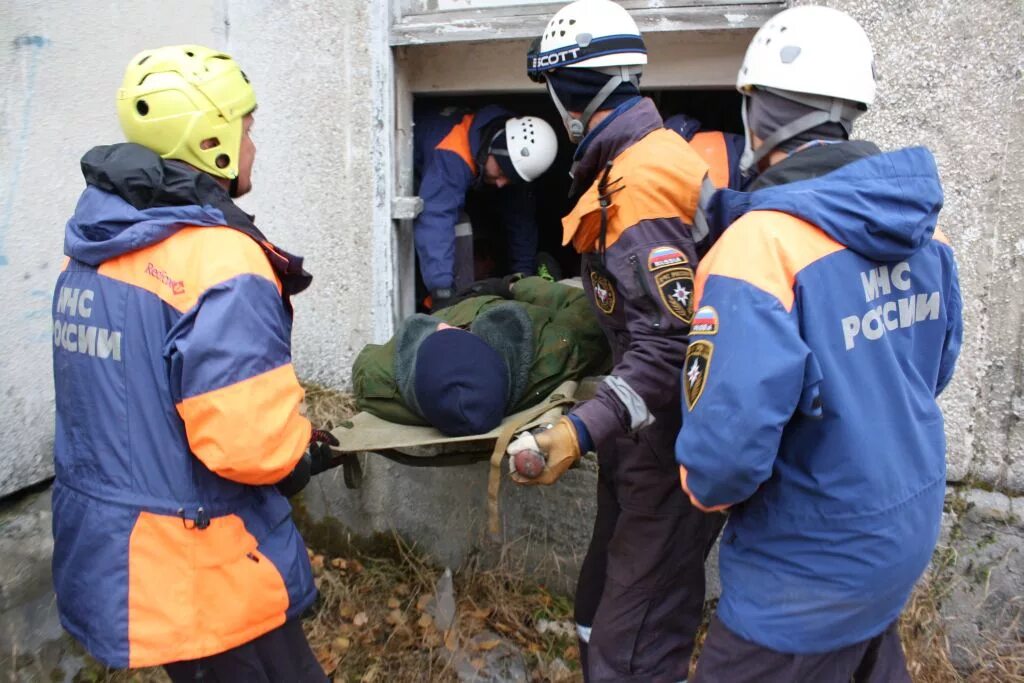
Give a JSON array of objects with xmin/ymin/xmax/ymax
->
[
  {"xmin": 676, "ymin": 7, "xmax": 962, "ymax": 681},
  {"xmin": 511, "ymin": 1, "xmax": 725, "ymax": 680},
  {"xmin": 413, "ymin": 105, "xmax": 559, "ymax": 311}
]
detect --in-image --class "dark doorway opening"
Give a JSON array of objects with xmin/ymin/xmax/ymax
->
[{"xmin": 412, "ymin": 89, "xmax": 742, "ymax": 303}]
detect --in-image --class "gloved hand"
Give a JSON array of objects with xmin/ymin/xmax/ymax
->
[
  {"xmin": 276, "ymin": 428, "xmax": 341, "ymax": 497},
  {"xmin": 507, "ymin": 416, "xmax": 582, "ymax": 486},
  {"xmin": 308, "ymin": 428, "xmax": 341, "ymax": 475},
  {"xmin": 430, "ymin": 288, "xmax": 456, "ymax": 312}
]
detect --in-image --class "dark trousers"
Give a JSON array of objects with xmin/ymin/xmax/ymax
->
[
  {"xmin": 694, "ymin": 615, "xmax": 912, "ymax": 683},
  {"xmin": 163, "ymin": 618, "xmax": 326, "ymax": 683},
  {"xmin": 575, "ymin": 428, "xmax": 724, "ymax": 682}
]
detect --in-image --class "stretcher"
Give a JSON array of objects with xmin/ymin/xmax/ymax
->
[{"xmin": 327, "ymin": 378, "xmax": 600, "ymax": 534}]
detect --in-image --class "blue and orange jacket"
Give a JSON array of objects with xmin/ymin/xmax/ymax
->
[
  {"xmin": 414, "ymin": 105, "xmax": 535, "ymax": 291},
  {"xmin": 675, "ymin": 141, "xmax": 962, "ymax": 653},
  {"xmin": 664, "ymin": 113, "xmax": 744, "ymax": 191},
  {"xmin": 51, "ymin": 143, "xmax": 317, "ymax": 668},
  {"xmin": 562, "ymin": 98, "xmax": 710, "ymax": 449}
]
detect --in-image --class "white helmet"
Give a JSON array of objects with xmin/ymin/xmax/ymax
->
[
  {"xmin": 736, "ymin": 5, "xmax": 876, "ymax": 172},
  {"xmin": 498, "ymin": 116, "xmax": 558, "ymax": 182},
  {"xmin": 528, "ymin": 0, "xmax": 647, "ymax": 143}
]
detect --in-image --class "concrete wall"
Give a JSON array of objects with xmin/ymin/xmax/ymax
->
[{"xmin": 0, "ymin": 0, "xmax": 393, "ymax": 497}]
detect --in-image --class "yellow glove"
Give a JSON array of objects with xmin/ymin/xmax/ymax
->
[{"xmin": 507, "ymin": 416, "xmax": 582, "ymax": 486}]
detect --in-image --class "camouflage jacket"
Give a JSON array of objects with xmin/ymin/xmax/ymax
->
[{"xmin": 352, "ymin": 277, "xmax": 612, "ymax": 425}]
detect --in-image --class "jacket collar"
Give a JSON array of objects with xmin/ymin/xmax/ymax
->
[{"xmin": 569, "ymin": 97, "xmax": 662, "ymax": 202}]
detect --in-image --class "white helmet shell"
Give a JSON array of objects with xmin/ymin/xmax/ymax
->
[
  {"xmin": 531, "ymin": 0, "xmax": 647, "ymax": 74},
  {"xmin": 504, "ymin": 116, "xmax": 558, "ymax": 182},
  {"xmin": 737, "ymin": 6, "xmax": 876, "ymax": 107}
]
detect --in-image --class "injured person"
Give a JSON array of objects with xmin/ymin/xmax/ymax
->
[{"xmin": 352, "ymin": 276, "xmax": 611, "ymax": 436}]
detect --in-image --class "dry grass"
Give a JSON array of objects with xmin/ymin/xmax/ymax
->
[
  {"xmin": 302, "ymin": 533, "xmax": 581, "ymax": 682},
  {"xmin": 900, "ymin": 544, "xmax": 1024, "ymax": 683}
]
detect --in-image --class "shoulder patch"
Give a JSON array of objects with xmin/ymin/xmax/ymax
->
[
  {"xmin": 690, "ymin": 306, "xmax": 719, "ymax": 336},
  {"xmin": 655, "ymin": 267, "xmax": 695, "ymax": 323},
  {"xmin": 684, "ymin": 340, "xmax": 714, "ymax": 411},
  {"xmin": 590, "ymin": 271, "xmax": 617, "ymax": 315},
  {"xmin": 648, "ymin": 246, "xmax": 688, "ymax": 271}
]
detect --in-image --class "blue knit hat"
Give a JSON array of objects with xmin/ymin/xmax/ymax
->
[{"xmin": 413, "ymin": 328, "xmax": 509, "ymax": 436}]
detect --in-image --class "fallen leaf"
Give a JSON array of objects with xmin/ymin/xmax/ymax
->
[
  {"xmin": 353, "ymin": 611, "xmax": 369, "ymax": 627},
  {"xmin": 332, "ymin": 636, "xmax": 351, "ymax": 652},
  {"xmin": 474, "ymin": 638, "xmax": 501, "ymax": 652},
  {"xmin": 337, "ymin": 622, "xmax": 355, "ymax": 637},
  {"xmin": 417, "ymin": 613, "xmax": 434, "ymax": 629},
  {"xmin": 395, "ymin": 583, "xmax": 411, "ymax": 596},
  {"xmin": 416, "ymin": 594, "xmax": 432, "ymax": 611},
  {"xmin": 311, "ymin": 555, "xmax": 325, "ymax": 576},
  {"xmin": 471, "ymin": 657, "xmax": 486, "ymax": 671},
  {"xmin": 331, "ymin": 558, "xmax": 348, "ymax": 570},
  {"xmin": 444, "ymin": 628, "xmax": 458, "ymax": 652},
  {"xmin": 385, "ymin": 609, "xmax": 406, "ymax": 625},
  {"xmin": 469, "ymin": 607, "xmax": 493, "ymax": 620},
  {"xmin": 387, "ymin": 597, "xmax": 401, "ymax": 609}
]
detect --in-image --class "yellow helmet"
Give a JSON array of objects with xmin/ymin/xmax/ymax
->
[{"xmin": 117, "ymin": 45, "xmax": 256, "ymax": 180}]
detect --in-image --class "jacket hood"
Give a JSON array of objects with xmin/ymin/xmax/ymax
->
[
  {"xmin": 66, "ymin": 143, "xmax": 311, "ymax": 295},
  {"xmin": 66, "ymin": 144, "xmax": 238, "ymax": 265},
  {"xmin": 707, "ymin": 143, "xmax": 944, "ymax": 262}
]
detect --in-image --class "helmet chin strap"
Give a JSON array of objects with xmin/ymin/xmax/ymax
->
[
  {"xmin": 740, "ymin": 87, "xmax": 863, "ymax": 178},
  {"xmin": 229, "ymin": 176, "xmax": 240, "ymax": 197},
  {"xmin": 547, "ymin": 66, "xmax": 641, "ymax": 145}
]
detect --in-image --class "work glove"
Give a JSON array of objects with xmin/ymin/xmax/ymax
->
[
  {"xmin": 276, "ymin": 428, "xmax": 341, "ymax": 497},
  {"xmin": 430, "ymin": 288, "xmax": 456, "ymax": 312},
  {"xmin": 507, "ymin": 416, "xmax": 582, "ymax": 486}
]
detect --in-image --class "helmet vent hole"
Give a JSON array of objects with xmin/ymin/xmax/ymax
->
[
  {"xmin": 569, "ymin": 19, "xmax": 576, "ymax": 25},
  {"xmin": 215, "ymin": 154, "xmax": 230, "ymax": 169},
  {"xmin": 138, "ymin": 55, "xmax": 150, "ymax": 66},
  {"xmin": 200, "ymin": 137, "xmax": 221, "ymax": 150},
  {"xmin": 780, "ymin": 26, "xmax": 787, "ymax": 32},
  {"xmin": 560, "ymin": 30, "xmax": 566, "ymax": 37},
  {"xmin": 186, "ymin": 50, "xmax": 195, "ymax": 57},
  {"xmin": 136, "ymin": 100, "xmax": 149, "ymax": 116}
]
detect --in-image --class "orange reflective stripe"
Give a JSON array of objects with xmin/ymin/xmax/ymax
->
[
  {"xmin": 695, "ymin": 211, "xmax": 846, "ymax": 312},
  {"xmin": 177, "ymin": 362, "xmax": 310, "ymax": 485},
  {"xmin": 690, "ymin": 131, "xmax": 731, "ymax": 189},
  {"xmin": 436, "ymin": 114, "xmax": 478, "ymax": 176},
  {"xmin": 679, "ymin": 465, "xmax": 730, "ymax": 513},
  {"xmin": 60, "ymin": 256, "xmax": 70, "ymax": 272},
  {"xmin": 933, "ymin": 227, "xmax": 951, "ymax": 246},
  {"xmin": 127, "ymin": 511, "xmax": 289, "ymax": 667},
  {"xmin": 98, "ymin": 227, "xmax": 282, "ymax": 313},
  {"xmin": 563, "ymin": 129, "xmax": 708, "ymax": 251}
]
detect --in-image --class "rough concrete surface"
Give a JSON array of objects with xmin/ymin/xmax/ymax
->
[
  {"xmin": 937, "ymin": 487, "xmax": 1024, "ymax": 669},
  {"xmin": 0, "ymin": 486, "xmax": 85, "ymax": 682}
]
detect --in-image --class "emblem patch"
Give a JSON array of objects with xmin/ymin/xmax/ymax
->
[
  {"xmin": 647, "ymin": 246, "xmax": 688, "ymax": 271},
  {"xmin": 684, "ymin": 340, "xmax": 714, "ymax": 411},
  {"xmin": 590, "ymin": 271, "xmax": 617, "ymax": 315},
  {"xmin": 691, "ymin": 306, "xmax": 719, "ymax": 336},
  {"xmin": 655, "ymin": 267, "xmax": 695, "ymax": 323}
]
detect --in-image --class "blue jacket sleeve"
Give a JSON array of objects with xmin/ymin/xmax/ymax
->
[
  {"xmin": 675, "ymin": 273, "xmax": 810, "ymax": 510},
  {"xmin": 415, "ymin": 151, "xmax": 474, "ymax": 292},
  {"xmin": 936, "ymin": 255, "xmax": 962, "ymax": 396}
]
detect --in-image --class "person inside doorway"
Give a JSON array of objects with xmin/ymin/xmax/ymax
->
[{"xmin": 414, "ymin": 104, "xmax": 558, "ymax": 310}]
